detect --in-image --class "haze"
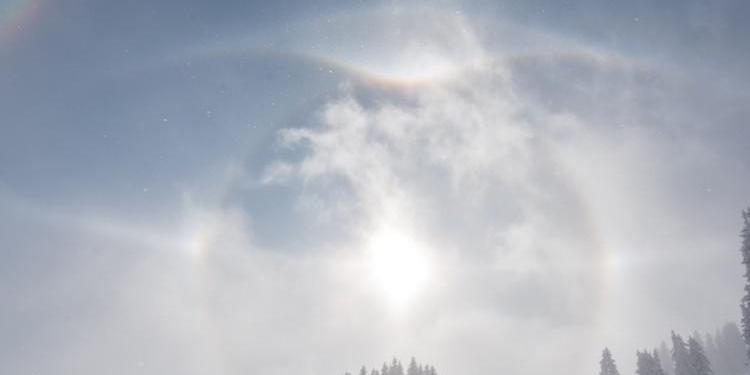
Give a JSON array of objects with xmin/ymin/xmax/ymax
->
[{"xmin": 2, "ymin": 1, "xmax": 750, "ymax": 375}]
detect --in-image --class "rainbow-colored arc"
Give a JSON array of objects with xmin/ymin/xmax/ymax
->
[{"xmin": 0, "ymin": 0, "xmax": 42, "ymax": 44}]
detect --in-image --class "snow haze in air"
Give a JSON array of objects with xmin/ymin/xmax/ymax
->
[{"xmin": 2, "ymin": 1, "xmax": 750, "ymax": 375}]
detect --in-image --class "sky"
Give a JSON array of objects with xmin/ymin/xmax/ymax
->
[{"xmin": 1, "ymin": 1, "xmax": 750, "ymax": 375}]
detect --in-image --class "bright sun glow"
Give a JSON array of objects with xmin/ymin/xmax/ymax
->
[{"xmin": 367, "ymin": 230, "xmax": 432, "ymax": 308}]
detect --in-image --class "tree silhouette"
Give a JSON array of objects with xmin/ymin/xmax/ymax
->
[
  {"xmin": 673, "ymin": 332, "xmax": 691, "ymax": 375},
  {"xmin": 740, "ymin": 208, "xmax": 750, "ymax": 361},
  {"xmin": 659, "ymin": 341, "xmax": 674, "ymax": 375},
  {"xmin": 716, "ymin": 322, "xmax": 746, "ymax": 375},
  {"xmin": 349, "ymin": 358, "xmax": 436, "ymax": 375},
  {"xmin": 601, "ymin": 348, "xmax": 621, "ymax": 375},
  {"xmin": 407, "ymin": 357, "xmax": 420, "ymax": 375},
  {"xmin": 687, "ymin": 336, "xmax": 712, "ymax": 375},
  {"xmin": 637, "ymin": 350, "xmax": 666, "ymax": 375}
]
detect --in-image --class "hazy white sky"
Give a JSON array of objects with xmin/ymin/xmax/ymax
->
[{"xmin": 2, "ymin": 1, "xmax": 750, "ymax": 375}]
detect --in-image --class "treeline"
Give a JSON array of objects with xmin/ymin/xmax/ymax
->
[
  {"xmin": 344, "ymin": 357, "xmax": 437, "ymax": 375},
  {"xmin": 600, "ymin": 323, "xmax": 745, "ymax": 375},
  {"xmin": 690, "ymin": 323, "xmax": 745, "ymax": 375},
  {"xmin": 602, "ymin": 208, "xmax": 750, "ymax": 375}
]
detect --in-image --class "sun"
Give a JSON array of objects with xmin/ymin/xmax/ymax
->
[{"xmin": 366, "ymin": 229, "xmax": 433, "ymax": 308}]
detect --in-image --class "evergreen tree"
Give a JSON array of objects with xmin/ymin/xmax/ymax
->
[
  {"xmin": 674, "ymin": 332, "xmax": 692, "ymax": 375},
  {"xmin": 717, "ymin": 322, "xmax": 746, "ymax": 375},
  {"xmin": 705, "ymin": 332, "xmax": 720, "ymax": 375},
  {"xmin": 601, "ymin": 348, "xmax": 621, "ymax": 375},
  {"xmin": 391, "ymin": 358, "xmax": 404, "ymax": 375},
  {"xmin": 654, "ymin": 350, "xmax": 667, "ymax": 375},
  {"xmin": 660, "ymin": 341, "xmax": 675, "ymax": 375},
  {"xmin": 739, "ymin": 208, "xmax": 750, "ymax": 361},
  {"xmin": 638, "ymin": 350, "xmax": 654, "ymax": 375},
  {"xmin": 638, "ymin": 350, "xmax": 667, "ymax": 375},
  {"xmin": 345, "ymin": 357, "xmax": 436, "ymax": 375},
  {"xmin": 694, "ymin": 332, "xmax": 706, "ymax": 350},
  {"xmin": 688, "ymin": 336, "xmax": 712, "ymax": 375},
  {"xmin": 407, "ymin": 358, "xmax": 419, "ymax": 375}
]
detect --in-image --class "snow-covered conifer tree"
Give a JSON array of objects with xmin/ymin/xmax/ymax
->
[
  {"xmin": 674, "ymin": 332, "xmax": 692, "ymax": 375},
  {"xmin": 688, "ymin": 336, "xmax": 713, "ymax": 375},
  {"xmin": 740, "ymin": 209, "xmax": 750, "ymax": 361},
  {"xmin": 601, "ymin": 348, "xmax": 621, "ymax": 375}
]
